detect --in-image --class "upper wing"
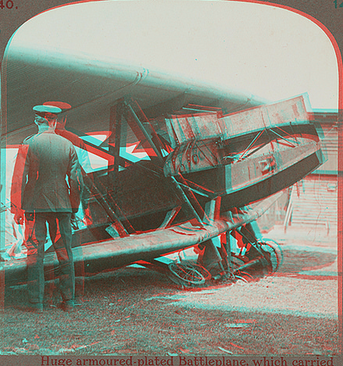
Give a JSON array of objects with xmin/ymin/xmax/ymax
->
[{"xmin": 2, "ymin": 2, "xmax": 265, "ymax": 144}]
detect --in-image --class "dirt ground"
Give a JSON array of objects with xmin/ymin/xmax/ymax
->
[{"xmin": 0, "ymin": 235, "xmax": 340, "ymax": 358}]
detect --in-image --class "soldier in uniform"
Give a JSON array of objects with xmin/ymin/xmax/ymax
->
[{"xmin": 11, "ymin": 105, "xmax": 83, "ymax": 312}]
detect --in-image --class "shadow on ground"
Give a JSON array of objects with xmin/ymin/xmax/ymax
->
[{"xmin": 2, "ymin": 255, "xmax": 339, "ymax": 356}]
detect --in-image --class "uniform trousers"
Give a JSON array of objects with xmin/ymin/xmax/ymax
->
[{"xmin": 26, "ymin": 212, "xmax": 74, "ymax": 304}]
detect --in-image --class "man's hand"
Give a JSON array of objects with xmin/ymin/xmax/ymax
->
[
  {"xmin": 71, "ymin": 213, "xmax": 79, "ymax": 230},
  {"xmin": 14, "ymin": 210, "xmax": 24, "ymax": 225}
]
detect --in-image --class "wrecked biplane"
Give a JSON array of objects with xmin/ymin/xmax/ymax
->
[{"xmin": 0, "ymin": 1, "xmax": 324, "ymax": 288}]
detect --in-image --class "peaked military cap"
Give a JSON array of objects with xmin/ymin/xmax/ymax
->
[
  {"xmin": 33, "ymin": 105, "xmax": 62, "ymax": 118},
  {"xmin": 43, "ymin": 101, "xmax": 72, "ymax": 111}
]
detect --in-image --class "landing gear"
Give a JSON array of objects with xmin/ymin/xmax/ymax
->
[
  {"xmin": 231, "ymin": 239, "xmax": 282, "ymax": 278},
  {"xmin": 166, "ymin": 233, "xmax": 282, "ymax": 289},
  {"xmin": 167, "ymin": 261, "xmax": 211, "ymax": 287}
]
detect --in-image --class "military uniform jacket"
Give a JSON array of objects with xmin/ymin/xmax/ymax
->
[{"xmin": 11, "ymin": 130, "xmax": 83, "ymax": 213}]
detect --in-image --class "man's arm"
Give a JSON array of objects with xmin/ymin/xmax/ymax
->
[
  {"xmin": 10, "ymin": 143, "xmax": 29, "ymax": 224},
  {"xmin": 68, "ymin": 146, "xmax": 84, "ymax": 213}
]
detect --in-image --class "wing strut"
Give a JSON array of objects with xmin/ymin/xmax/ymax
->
[
  {"xmin": 108, "ymin": 102, "xmax": 125, "ymax": 191},
  {"xmin": 125, "ymin": 101, "xmax": 164, "ymax": 162},
  {"xmin": 82, "ymin": 173, "xmax": 129, "ymax": 238},
  {"xmin": 170, "ymin": 176, "xmax": 203, "ymax": 224}
]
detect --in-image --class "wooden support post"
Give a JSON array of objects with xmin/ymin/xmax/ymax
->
[
  {"xmin": 224, "ymin": 231, "xmax": 233, "ymax": 274},
  {"xmin": 109, "ymin": 102, "xmax": 124, "ymax": 192}
]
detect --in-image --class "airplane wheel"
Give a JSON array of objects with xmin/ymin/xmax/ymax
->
[
  {"xmin": 257, "ymin": 239, "xmax": 282, "ymax": 273},
  {"xmin": 230, "ymin": 255, "xmax": 255, "ymax": 282},
  {"xmin": 234, "ymin": 272, "xmax": 254, "ymax": 283},
  {"xmin": 167, "ymin": 262, "xmax": 211, "ymax": 287},
  {"xmin": 231, "ymin": 251, "xmax": 270, "ymax": 278},
  {"xmin": 231, "ymin": 254, "xmax": 246, "ymax": 268}
]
